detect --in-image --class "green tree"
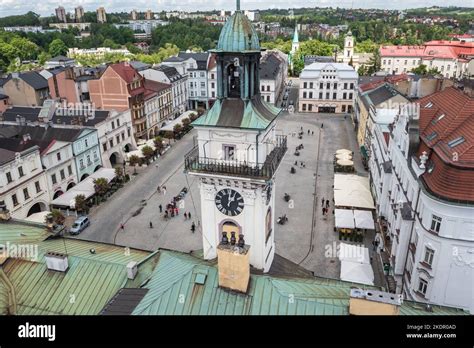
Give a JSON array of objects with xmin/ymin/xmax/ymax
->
[
  {"xmin": 129, "ymin": 155, "xmax": 140, "ymax": 167},
  {"xmin": 49, "ymin": 39, "xmax": 68, "ymax": 57},
  {"xmin": 74, "ymin": 194, "xmax": 88, "ymax": 213},
  {"xmin": 10, "ymin": 37, "xmax": 39, "ymax": 61},
  {"xmin": 141, "ymin": 146, "xmax": 154, "ymax": 160},
  {"xmin": 45, "ymin": 209, "xmax": 66, "ymax": 226},
  {"xmin": 153, "ymin": 136, "xmax": 164, "ymax": 155},
  {"xmin": 93, "ymin": 178, "xmax": 110, "ymax": 197}
]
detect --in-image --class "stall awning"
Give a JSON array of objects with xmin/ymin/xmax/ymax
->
[
  {"xmin": 334, "ymin": 174, "xmax": 375, "ymax": 210},
  {"xmin": 340, "ymin": 261, "xmax": 374, "ymax": 286},
  {"xmin": 335, "ymin": 209, "xmax": 355, "ymax": 229},
  {"xmin": 354, "ymin": 210, "xmax": 375, "ymax": 230},
  {"xmin": 51, "ymin": 168, "xmax": 116, "ymax": 208},
  {"xmin": 339, "ymin": 243, "xmax": 374, "ymax": 286}
]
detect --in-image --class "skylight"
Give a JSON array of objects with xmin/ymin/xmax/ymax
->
[
  {"xmin": 431, "ymin": 114, "xmax": 445, "ymax": 124},
  {"xmin": 426, "ymin": 132, "xmax": 438, "ymax": 141},
  {"xmin": 424, "ymin": 102, "xmax": 433, "ymax": 108},
  {"xmin": 447, "ymin": 136, "xmax": 465, "ymax": 148}
]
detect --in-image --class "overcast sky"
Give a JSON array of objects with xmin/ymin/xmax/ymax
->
[{"xmin": 0, "ymin": 0, "xmax": 471, "ymax": 17}]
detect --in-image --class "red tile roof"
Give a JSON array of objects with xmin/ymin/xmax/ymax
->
[
  {"xmin": 359, "ymin": 74, "xmax": 409, "ymax": 92},
  {"xmin": 415, "ymin": 87, "xmax": 474, "ymax": 202},
  {"xmin": 143, "ymin": 80, "xmax": 171, "ymax": 100},
  {"xmin": 380, "ymin": 40, "xmax": 474, "ymax": 61},
  {"xmin": 110, "ymin": 62, "xmax": 141, "ymax": 84}
]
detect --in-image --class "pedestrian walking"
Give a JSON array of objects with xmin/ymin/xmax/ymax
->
[
  {"xmin": 159, "ymin": 204, "xmax": 163, "ymax": 213},
  {"xmin": 157, "ymin": 186, "xmax": 161, "ymax": 194},
  {"xmin": 149, "ymin": 221, "xmax": 153, "ymax": 228},
  {"xmin": 312, "ymin": 131, "xmax": 314, "ymax": 135},
  {"xmin": 184, "ymin": 212, "xmax": 188, "ymax": 220},
  {"xmin": 322, "ymin": 207, "xmax": 326, "ymax": 215},
  {"xmin": 120, "ymin": 223, "xmax": 125, "ymax": 230},
  {"xmin": 188, "ymin": 212, "xmax": 191, "ymax": 219},
  {"xmin": 321, "ymin": 123, "xmax": 324, "ymax": 129},
  {"xmin": 175, "ymin": 207, "xmax": 179, "ymax": 215},
  {"xmin": 191, "ymin": 222, "xmax": 196, "ymax": 233},
  {"xmin": 321, "ymin": 198, "xmax": 325, "ymax": 207},
  {"xmin": 326, "ymin": 199, "xmax": 330, "ymax": 208},
  {"xmin": 308, "ymin": 129, "xmax": 310, "ymax": 135}
]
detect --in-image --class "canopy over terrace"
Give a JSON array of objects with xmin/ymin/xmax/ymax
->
[
  {"xmin": 334, "ymin": 174, "xmax": 375, "ymax": 210},
  {"xmin": 335, "ymin": 209, "xmax": 376, "ymax": 230},
  {"xmin": 50, "ymin": 168, "xmax": 116, "ymax": 208},
  {"xmin": 160, "ymin": 110, "xmax": 196, "ymax": 132},
  {"xmin": 339, "ymin": 243, "xmax": 374, "ymax": 286}
]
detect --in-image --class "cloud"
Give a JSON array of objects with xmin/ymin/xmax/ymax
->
[{"xmin": 0, "ymin": 0, "xmax": 470, "ymax": 16}]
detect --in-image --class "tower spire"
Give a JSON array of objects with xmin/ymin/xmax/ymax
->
[{"xmin": 237, "ymin": 0, "xmax": 241, "ymax": 11}]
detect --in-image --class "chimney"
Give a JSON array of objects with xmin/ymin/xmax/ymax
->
[
  {"xmin": 126, "ymin": 261, "xmax": 138, "ymax": 280},
  {"xmin": 349, "ymin": 288, "xmax": 402, "ymax": 315},
  {"xmin": 217, "ymin": 233, "xmax": 250, "ymax": 293},
  {"xmin": 45, "ymin": 252, "xmax": 69, "ymax": 272},
  {"xmin": 0, "ymin": 201, "xmax": 11, "ymax": 221},
  {"xmin": 22, "ymin": 133, "xmax": 31, "ymax": 143}
]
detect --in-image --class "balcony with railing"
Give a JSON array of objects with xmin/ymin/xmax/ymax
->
[{"xmin": 184, "ymin": 135, "xmax": 287, "ymax": 180}]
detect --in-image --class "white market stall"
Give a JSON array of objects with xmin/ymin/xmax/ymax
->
[
  {"xmin": 354, "ymin": 210, "xmax": 376, "ymax": 230},
  {"xmin": 340, "ymin": 261, "xmax": 375, "ymax": 286},
  {"xmin": 339, "ymin": 242, "xmax": 374, "ymax": 286},
  {"xmin": 335, "ymin": 209, "xmax": 355, "ymax": 229},
  {"xmin": 334, "ymin": 174, "xmax": 375, "ymax": 210},
  {"xmin": 50, "ymin": 168, "xmax": 116, "ymax": 209}
]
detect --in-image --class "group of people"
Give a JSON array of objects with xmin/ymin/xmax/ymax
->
[
  {"xmin": 321, "ymin": 197, "xmax": 331, "ymax": 216},
  {"xmin": 157, "ymin": 185, "xmax": 167, "ymax": 196}
]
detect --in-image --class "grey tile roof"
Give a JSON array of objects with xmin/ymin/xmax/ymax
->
[
  {"xmin": 366, "ymin": 84, "xmax": 400, "ymax": 106},
  {"xmin": 260, "ymin": 54, "xmax": 282, "ymax": 80},
  {"xmin": 2, "ymin": 107, "xmax": 41, "ymax": 122},
  {"xmin": 0, "ymin": 125, "xmax": 85, "ymax": 143},
  {"xmin": 48, "ymin": 55, "xmax": 74, "ymax": 62},
  {"xmin": 0, "ymin": 148, "xmax": 16, "ymax": 166},
  {"xmin": 178, "ymin": 52, "xmax": 209, "ymax": 70},
  {"xmin": 100, "ymin": 288, "xmax": 149, "ymax": 315},
  {"xmin": 155, "ymin": 65, "xmax": 182, "ymax": 82},
  {"xmin": 18, "ymin": 71, "xmax": 49, "ymax": 90}
]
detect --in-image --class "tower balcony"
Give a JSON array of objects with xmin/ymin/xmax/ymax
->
[{"xmin": 185, "ymin": 135, "xmax": 287, "ymax": 180}]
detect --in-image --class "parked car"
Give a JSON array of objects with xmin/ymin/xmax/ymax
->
[{"xmin": 69, "ymin": 216, "xmax": 90, "ymax": 235}]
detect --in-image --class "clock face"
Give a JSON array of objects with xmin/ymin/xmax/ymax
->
[{"xmin": 215, "ymin": 189, "xmax": 244, "ymax": 216}]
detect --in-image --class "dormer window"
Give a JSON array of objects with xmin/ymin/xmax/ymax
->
[
  {"xmin": 431, "ymin": 114, "xmax": 444, "ymax": 124},
  {"xmin": 426, "ymin": 132, "xmax": 437, "ymax": 141}
]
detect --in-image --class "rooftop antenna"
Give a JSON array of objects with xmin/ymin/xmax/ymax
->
[{"xmin": 237, "ymin": 0, "xmax": 241, "ymax": 11}]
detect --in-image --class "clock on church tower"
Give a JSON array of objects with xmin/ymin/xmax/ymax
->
[{"xmin": 184, "ymin": 0, "xmax": 287, "ymax": 272}]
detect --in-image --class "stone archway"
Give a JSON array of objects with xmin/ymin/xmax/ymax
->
[
  {"xmin": 53, "ymin": 190, "xmax": 64, "ymax": 200},
  {"xmin": 94, "ymin": 165, "xmax": 102, "ymax": 172},
  {"xmin": 109, "ymin": 152, "xmax": 123, "ymax": 166},
  {"xmin": 27, "ymin": 202, "xmax": 47, "ymax": 217},
  {"xmin": 124, "ymin": 143, "xmax": 133, "ymax": 153},
  {"xmin": 67, "ymin": 182, "xmax": 76, "ymax": 191},
  {"xmin": 80, "ymin": 174, "xmax": 89, "ymax": 181}
]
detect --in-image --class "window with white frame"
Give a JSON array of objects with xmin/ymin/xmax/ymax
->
[
  {"xmin": 423, "ymin": 247, "xmax": 434, "ymax": 266},
  {"xmin": 418, "ymin": 277, "xmax": 428, "ymax": 296},
  {"xmin": 223, "ymin": 145, "xmax": 235, "ymax": 161},
  {"xmin": 430, "ymin": 215, "xmax": 442, "ymax": 233}
]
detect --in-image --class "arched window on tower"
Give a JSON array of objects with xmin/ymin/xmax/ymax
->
[{"xmin": 227, "ymin": 60, "xmax": 241, "ymax": 98}]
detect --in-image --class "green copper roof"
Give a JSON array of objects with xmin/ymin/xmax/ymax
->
[
  {"xmin": 133, "ymin": 251, "xmax": 469, "ymax": 316},
  {"xmin": 0, "ymin": 221, "xmax": 52, "ymax": 246},
  {"xmin": 293, "ymin": 26, "xmax": 299, "ymax": 43},
  {"xmin": 192, "ymin": 98, "xmax": 281, "ymax": 130},
  {"xmin": 0, "ymin": 222, "xmax": 157, "ymax": 315},
  {"xmin": 216, "ymin": 11, "xmax": 260, "ymax": 52}
]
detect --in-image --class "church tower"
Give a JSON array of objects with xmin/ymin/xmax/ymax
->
[
  {"xmin": 290, "ymin": 25, "xmax": 300, "ymax": 70},
  {"xmin": 344, "ymin": 30, "xmax": 354, "ymax": 61},
  {"xmin": 185, "ymin": 0, "xmax": 287, "ymax": 272}
]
